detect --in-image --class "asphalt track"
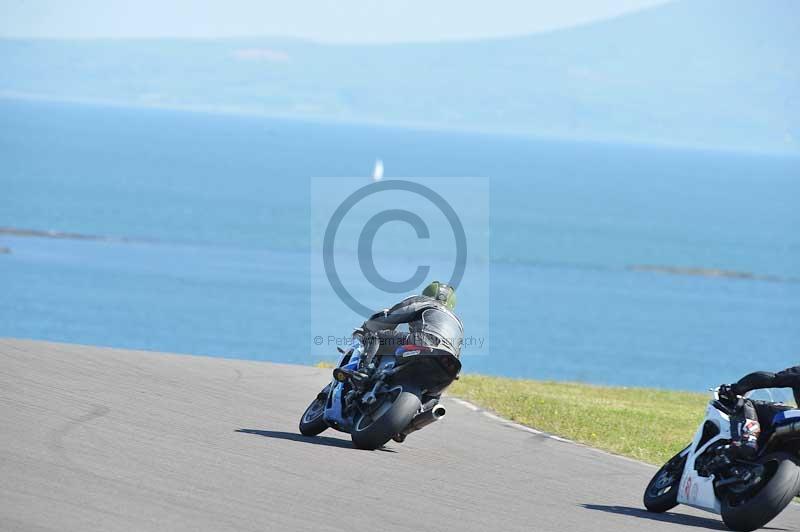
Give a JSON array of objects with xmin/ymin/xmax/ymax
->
[{"xmin": 1, "ymin": 338, "xmax": 798, "ymax": 532}]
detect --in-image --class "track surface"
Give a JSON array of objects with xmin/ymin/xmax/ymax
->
[{"xmin": 1, "ymin": 338, "xmax": 798, "ymax": 532}]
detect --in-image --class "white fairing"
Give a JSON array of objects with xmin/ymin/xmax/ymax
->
[{"xmin": 676, "ymin": 395, "xmax": 731, "ymax": 513}]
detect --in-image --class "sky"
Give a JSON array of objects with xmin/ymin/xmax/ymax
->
[{"xmin": 0, "ymin": 0, "xmax": 671, "ymax": 43}]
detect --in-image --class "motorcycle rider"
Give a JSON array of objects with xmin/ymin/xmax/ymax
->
[
  {"xmin": 719, "ymin": 366, "xmax": 800, "ymax": 459},
  {"xmin": 355, "ymin": 281, "xmax": 463, "ymax": 384}
]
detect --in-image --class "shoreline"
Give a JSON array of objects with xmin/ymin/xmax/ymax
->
[{"xmin": 3, "ymin": 225, "xmax": 796, "ymax": 285}]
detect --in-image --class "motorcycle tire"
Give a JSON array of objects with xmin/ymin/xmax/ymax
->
[
  {"xmin": 721, "ymin": 452, "xmax": 800, "ymax": 532},
  {"xmin": 643, "ymin": 446, "xmax": 688, "ymax": 513},
  {"xmin": 299, "ymin": 392, "xmax": 329, "ymax": 436},
  {"xmin": 351, "ymin": 389, "xmax": 420, "ymax": 450}
]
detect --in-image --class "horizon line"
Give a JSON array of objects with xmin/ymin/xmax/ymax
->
[{"xmin": 2, "ymin": 92, "xmax": 797, "ymax": 159}]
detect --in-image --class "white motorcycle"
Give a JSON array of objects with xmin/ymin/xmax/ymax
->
[{"xmin": 644, "ymin": 387, "xmax": 800, "ymax": 531}]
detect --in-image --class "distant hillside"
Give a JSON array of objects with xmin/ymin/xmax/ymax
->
[{"xmin": 1, "ymin": 0, "xmax": 797, "ymax": 153}]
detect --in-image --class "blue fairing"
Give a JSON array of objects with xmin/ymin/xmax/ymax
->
[
  {"xmin": 324, "ymin": 382, "xmax": 348, "ymax": 429},
  {"xmin": 772, "ymin": 410, "xmax": 800, "ymax": 426},
  {"xmin": 322, "ymin": 339, "xmax": 364, "ymax": 430}
]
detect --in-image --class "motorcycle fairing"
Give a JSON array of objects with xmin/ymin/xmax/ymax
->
[
  {"xmin": 676, "ymin": 401, "xmax": 731, "ymax": 513},
  {"xmin": 773, "ymin": 409, "xmax": 800, "ymax": 426},
  {"xmin": 322, "ymin": 340, "xmax": 364, "ymax": 431}
]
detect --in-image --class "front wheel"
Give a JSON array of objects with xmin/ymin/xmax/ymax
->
[
  {"xmin": 644, "ymin": 446, "xmax": 688, "ymax": 513},
  {"xmin": 351, "ymin": 388, "xmax": 420, "ymax": 450},
  {"xmin": 299, "ymin": 387, "xmax": 329, "ymax": 436},
  {"xmin": 721, "ymin": 452, "xmax": 800, "ymax": 532}
]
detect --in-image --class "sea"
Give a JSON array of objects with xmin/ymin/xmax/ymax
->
[{"xmin": 1, "ymin": 98, "xmax": 798, "ymax": 391}]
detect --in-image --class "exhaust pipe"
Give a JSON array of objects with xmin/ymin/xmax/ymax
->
[{"xmin": 399, "ymin": 404, "xmax": 446, "ymax": 438}]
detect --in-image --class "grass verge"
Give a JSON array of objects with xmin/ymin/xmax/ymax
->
[{"xmin": 448, "ymin": 374, "xmax": 707, "ymax": 466}]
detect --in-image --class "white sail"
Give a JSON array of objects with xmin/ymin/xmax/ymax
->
[{"xmin": 372, "ymin": 159, "xmax": 384, "ymax": 181}]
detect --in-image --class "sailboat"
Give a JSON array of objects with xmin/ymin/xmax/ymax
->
[{"xmin": 372, "ymin": 159, "xmax": 384, "ymax": 181}]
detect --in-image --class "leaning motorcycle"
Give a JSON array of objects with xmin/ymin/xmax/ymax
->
[
  {"xmin": 299, "ymin": 327, "xmax": 462, "ymax": 450},
  {"xmin": 644, "ymin": 387, "xmax": 800, "ymax": 531}
]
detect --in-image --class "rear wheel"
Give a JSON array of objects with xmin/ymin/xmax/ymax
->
[
  {"xmin": 351, "ymin": 387, "xmax": 420, "ymax": 450},
  {"xmin": 644, "ymin": 446, "xmax": 688, "ymax": 513},
  {"xmin": 721, "ymin": 452, "xmax": 800, "ymax": 532},
  {"xmin": 299, "ymin": 387, "xmax": 329, "ymax": 436}
]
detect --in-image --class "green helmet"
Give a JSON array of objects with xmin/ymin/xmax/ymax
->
[{"xmin": 422, "ymin": 281, "xmax": 457, "ymax": 311}]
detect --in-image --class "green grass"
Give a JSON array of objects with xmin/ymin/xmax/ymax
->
[{"xmin": 448, "ymin": 374, "xmax": 708, "ymax": 465}]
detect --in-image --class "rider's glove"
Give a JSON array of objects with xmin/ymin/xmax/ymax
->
[{"xmin": 718, "ymin": 384, "xmax": 738, "ymax": 404}]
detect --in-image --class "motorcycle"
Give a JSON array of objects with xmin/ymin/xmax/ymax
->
[
  {"xmin": 644, "ymin": 386, "xmax": 800, "ymax": 531},
  {"xmin": 298, "ymin": 332, "xmax": 462, "ymax": 450}
]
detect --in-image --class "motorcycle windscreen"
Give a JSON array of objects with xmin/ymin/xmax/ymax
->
[
  {"xmin": 746, "ymin": 387, "xmax": 797, "ymax": 407},
  {"xmin": 419, "ymin": 308, "xmax": 464, "ymax": 358}
]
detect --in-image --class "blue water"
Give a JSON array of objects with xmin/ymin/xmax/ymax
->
[{"xmin": 1, "ymin": 98, "xmax": 798, "ymax": 390}]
